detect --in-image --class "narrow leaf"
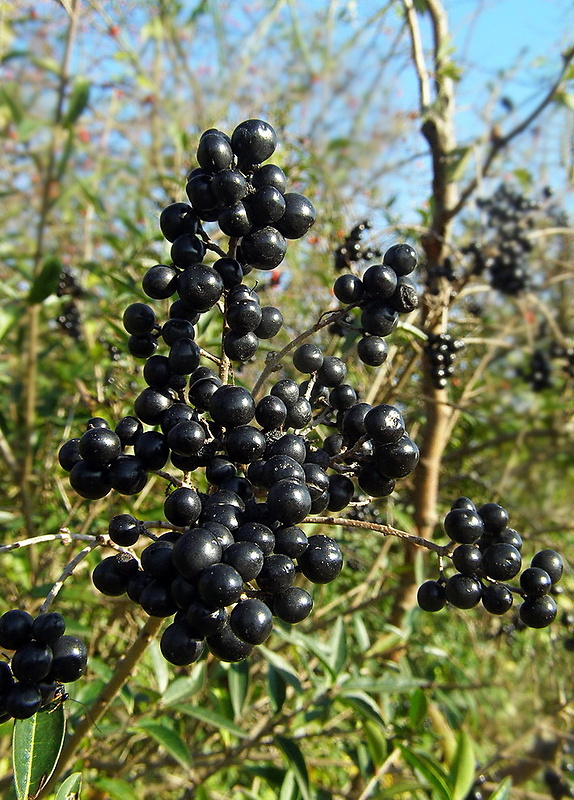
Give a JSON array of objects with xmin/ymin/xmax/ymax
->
[
  {"xmin": 228, "ymin": 660, "xmax": 249, "ymax": 718},
  {"xmin": 409, "ymin": 687, "xmax": 428, "ymax": 729},
  {"xmin": 399, "ymin": 746, "xmax": 452, "ymax": 800},
  {"xmin": 338, "ymin": 691, "xmax": 385, "ymax": 728},
  {"xmin": 63, "ymin": 77, "xmax": 90, "ymax": 128},
  {"xmin": 450, "ymin": 729, "xmax": 475, "ymax": 800},
  {"xmin": 54, "ymin": 771, "xmax": 82, "ymax": 800},
  {"xmin": 133, "ymin": 721, "xmax": 190, "ymax": 769},
  {"xmin": 259, "ymin": 646, "xmax": 303, "ymax": 693},
  {"xmin": 176, "ymin": 704, "xmax": 248, "ymax": 737},
  {"xmin": 275, "ymin": 735, "xmax": 311, "ymax": 800},
  {"xmin": 489, "ymin": 777, "xmax": 512, "ymax": 800},
  {"xmin": 268, "ymin": 663, "xmax": 287, "ymax": 715},
  {"xmin": 328, "ymin": 615, "xmax": 347, "ymax": 676},
  {"xmin": 27, "ymin": 256, "xmax": 62, "ymax": 305},
  {"xmin": 92, "ymin": 777, "xmax": 140, "ymax": 800},
  {"xmin": 13, "ymin": 703, "xmax": 66, "ymax": 800},
  {"xmin": 279, "ymin": 769, "xmax": 298, "ymax": 800}
]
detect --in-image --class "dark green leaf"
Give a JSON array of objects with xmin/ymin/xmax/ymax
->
[
  {"xmin": 338, "ymin": 691, "xmax": 385, "ymax": 728},
  {"xmin": 275, "ymin": 735, "xmax": 311, "ymax": 800},
  {"xmin": 228, "ymin": 660, "xmax": 249, "ymax": 718},
  {"xmin": 268, "ymin": 663, "xmax": 287, "ymax": 715},
  {"xmin": 259, "ymin": 646, "xmax": 303, "ymax": 693},
  {"xmin": 399, "ymin": 746, "xmax": 452, "ymax": 800},
  {"xmin": 54, "ymin": 771, "xmax": 82, "ymax": 800},
  {"xmin": 132, "ymin": 721, "xmax": 190, "ymax": 769},
  {"xmin": 27, "ymin": 256, "xmax": 62, "ymax": 305},
  {"xmin": 161, "ymin": 665, "xmax": 205, "ymax": 706},
  {"xmin": 12, "ymin": 703, "xmax": 66, "ymax": 800},
  {"xmin": 0, "ymin": 85, "xmax": 24, "ymax": 125},
  {"xmin": 63, "ymin": 77, "xmax": 90, "ymax": 128}
]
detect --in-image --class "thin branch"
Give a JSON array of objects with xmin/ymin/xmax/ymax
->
[
  {"xmin": 401, "ymin": 0, "xmax": 431, "ymax": 109},
  {"xmin": 450, "ymin": 50, "xmax": 574, "ymax": 219},
  {"xmin": 306, "ymin": 515, "xmax": 451, "ymax": 555}
]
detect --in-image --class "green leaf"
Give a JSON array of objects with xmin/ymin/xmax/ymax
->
[
  {"xmin": 409, "ymin": 687, "xmax": 428, "ymax": 729},
  {"xmin": 161, "ymin": 664, "xmax": 205, "ymax": 706},
  {"xmin": 279, "ymin": 769, "xmax": 298, "ymax": 800},
  {"xmin": 268, "ymin": 663, "xmax": 287, "ymax": 715},
  {"xmin": 27, "ymin": 256, "xmax": 62, "ymax": 305},
  {"xmin": 92, "ymin": 777, "xmax": 140, "ymax": 800},
  {"xmin": 399, "ymin": 746, "xmax": 452, "ymax": 800},
  {"xmin": 132, "ymin": 721, "xmax": 190, "ymax": 769},
  {"xmin": 0, "ymin": 85, "xmax": 24, "ymax": 125},
  {"xmin": 489, "ymin": 777, "xmax": 512, "ymax": 800},
  {"xmin": 450, "ymin": 729, "xmax": 475, "ymax": 800},
  {"xmin": 176, "ymin": 704, "xmax": 248, "ymax": 737},
  {"xmin": 352, "ymin": 612, "xmax": 371, "ymax": 652},
  {"xmin": 259, "ymin": 646, "xmax": 303, "ymax": 693},
  {"xmin": 275, "ymin": 735, "xmax": 311, "ymax": 800},
  {"xmin": 12, "ymin": 703, "xmax": 66, "ymax": 800},
  {"xmin": 63, "ymin": 77, "xmax": 90, "ymax": 128},
  {"xmin": 148, "ymin": 639, "xmax": 170, "ymax": 694},
  {"xmin": 228, "ymin": 659, "xmax": 249, "ymax": 718},
  {"xmin": 54, "ymin": 771, "xmax": 82, "ymax": 800},
  {"xmin": 0, "ymin": 304, "xmax": 21, "ymax": 342},
  {"xmin": 338, "ymin": 691, "xmax": 385, "ymax": 728},
  {"xmin": 328, "ymin": 615, "xmax": 347, "ymax": 676}
]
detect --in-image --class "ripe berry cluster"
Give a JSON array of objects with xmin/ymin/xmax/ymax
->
[
  {"xmin": 520, "ymin": 348, "xmax": 552, "ymax": 392},
  {"xmin": 332, "ymin": 242, "xmax": 419, "ymax": 367},
  {"xmin": 56, "ymin": 268, "xmax": 83, "ymax": 340},
  {"xmin": 57, "ymin": 121, "xmax": 423, "ymax": 665},
  {"xmin": 424, "ymin": 332, "xmax": 465, "ymax": 389},
  {"xmin": 333, "ymin": 220, "xmax": 380, "ymax": 272},
  {"xmin": 0, "ymin": 610, "xmax": 86, "ymax": 721},
  {"xmin": 417, "ymin": 497, "xmax": 563, "ymax": 628},
  {"xmin": 469, "ymin": 184, "xmax": 540, "ymax": 296},
  {"xmin": 186, "ymin": 119, "xmax": 315, "ymax": 269}
]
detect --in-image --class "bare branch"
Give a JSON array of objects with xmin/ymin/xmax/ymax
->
[{"xmin": 401, "ymin": 0, "xmax": 431, "ymax": 109}]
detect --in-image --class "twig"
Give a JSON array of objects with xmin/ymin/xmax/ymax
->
[{"xmin": 305, "ymin": 516, "xmax": 451, "ymax": 555}]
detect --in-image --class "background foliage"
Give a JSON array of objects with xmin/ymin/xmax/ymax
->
[{"xmin": 0, "ymin": 1, "xmax": 573, "ymax": 798}]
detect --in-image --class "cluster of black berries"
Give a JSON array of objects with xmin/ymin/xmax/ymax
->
[
  {"xmin": 427, "ymin": 256, "xmax": 457, "ymax": 285},
  {"xmin": 0, "ymin": 610, "xmax": 86, "ymax": 721},
  {"xmin": 56, "ymin": 268, "xmax": 83, "ymax": 340},
  {"xmin": 520, "ymin": 348, "xmax": 552, "ymax": 392},
  {"xmin": 466, "ymin": 184, "xmax": 541, "ymax": 295},
  {"xmin": 332, "ymin": 243, "xmax": 419, "ymax": 367},
  {"xmin": 550, "ymin": 342, "xmax": 574, "ymax": 379},
  {"xmin": 94, "ymin": 509, "xmax": 341, "ymax": 665},
  {"xmin": 58, "ymin": 121, "xmax": 421, "ymax": 665},
  {"xmin": 333, "ymin": 220, "xmax": 380, "ymax": 272},
  {"xmin": 424, "ymin": 332, "xmax": 465, "ymax": 389},
  {"xmin": 417, "ymin": 497, "xmax": 563, "ymax": 628},
  {"xmin": 186, "ymin": 119, "xmax": 315, "ymax": 270}
]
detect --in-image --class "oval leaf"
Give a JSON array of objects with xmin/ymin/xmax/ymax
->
[
  {"xmin": 27, "ymin": 256, "xmax": 62, "ymax": 305},
  {"xmin": 450, "ymin": 729, "xmax": 475, "ymax": 800},
  {"xmin": 133, "ymin": 721, "xmax": 190, "ymax": 769},
  {"xmin": 13, "ymin": 703, "xmax": 66, "ymax": 800},
  {"xmin": 175, "ymin": 704, "xmax": 248, "ymax": 738},
  {"xmin": 54, "ymin": 772, "xmax": 82, "ymax": 800},
  {"xmin": 274, "ymin": 735, "xmax": 311, "ymax": 800},
  {"xmin": 489, "ymin": 777, "xmax": 512, "ymax": 800}
]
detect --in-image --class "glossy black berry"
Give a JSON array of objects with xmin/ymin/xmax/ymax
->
[
  {"xmin": 231, "ymin": 119, "xmax": 277, "ymax": 165},
  {"xmin": 272, "ymin": 587, "xmax": 313, "ymax": 623},
  {"xmin": 481, "ymin": 543, "xmax": 522, "ymax": 581},
  {"xmin": 160, "ymin": 621, "xmax": 205, "ymax": 666},
  {"xmin": 49, "ymin": 635, "xmax": 88, "ymax": 682},
  {"xmin": 142, "ymin": 264, "xmax": 178, "ymax": 299},
  {"xmin": 159, "ymin": 202, "xmax": 199, "ymax": 243},
  {"xmin": 239, "ymin": 226, "xmax": 287, "ymax": 270},
  {"xmin": 210, "ymin": 385, "xmax": 255, "ymax": 428},
  {"xmin": 234, "ymin": 522, "xmax": 275, "ymax": 556},
  {"xmin": 293, "ymin": 343, "xmax": 324, "ymax": 374},
  {"xmin": 362, "ymin": 264, "xmax": 398, "ymax": 299},
  {"xmin": 108, "ymin": 514, "xmax": 141, "ymax": 547},
  {"xmin": 4, "ymin": 683, "xmax": 42, "ymax": 719},
  {"xmin": 443, "ymin": 508, "xmax": 485, "ymax": 544},
  {"xmin": 357, "ymin": 335, "xmax": 388, "ymax": 366},
  {"xmin": 171, "ymin": 528, "xmax": 222, "ymax": 579},
  {"xmin": 334, "ymin": 273, "xmax": 364, "ymax": 304},
  {"xmin": 417, "ymin": 580, "xmax": 447, "ymax": 612},
  {"xmin": 451, "ymin": 544, "xmax": 482, "ymax": 575},
  {"xmin": 275, "ymin": 193, "xmax": 316, "ymax": 239},
  {"xmin": 477, "ymin": 503, "xmax": 509, "ymax": 534},
  {"xmin": 164, "ymin": 487, "xmax": 202, "ymax": 527},
  {"xmin": 32, "ymin": 612, "xmax": 66, "ymax": 645},
  {"xmin": 444, "ymin": 574, "xmax": 482, "ymax": 609},
  {"xmin": 383, "ymin": 243, "xmax": 417, "ymax": 276},
  {"xmin": 123, "ymin": 302, "xmax": 156, "ymax": 336},
  {"xmin": 58, "ymin": 438, "xmax": 82, "ymax": 472},
  {"xmin": 222, "ymin": 541, "xmax": 264, "ymax": 581},
  {"xmin": 198, "ymin": 564, "xmax": 244, "ymax": 608},
  {"xmin": 298, "ymin": 535, "xmax": 343, "ymax": 584},
  {"xmin": 0, "ymin": 610, "xmax": 34, "ymax": 650},
  {"xmin": 520, "ymin": 567, "xmax": 552, "ymax": 597},
  {"xmin": 481, "ymin": 583, "xmax": 513, "ymax": 615},
  {"xmin": 230, "ymin": 599, "xmax": 273, "ymax": 645},
  {"xmin": 531, "ymin": 549, "xmax": 563, "ymax": 584},
  {"xmin": 79, "ymin": 427, "xmax": 122, "ymax": 467},
  {"xmin": 206, "ymin": 624, "xmax": 254, "ymax": 663},
  {"xmin": 256, "ymin": 554, "xmax": 296, "ymax": 593},
  {"xmin": 266, "ymin": 479, "xmax": 312, "ymax": 525},
  {"xmin": 519, "ymin": 595, "xmax": 557, "ymax": 628},
  {"xmin": 11, "ymin": 641, "xmax": 53, "ymax": 682}
]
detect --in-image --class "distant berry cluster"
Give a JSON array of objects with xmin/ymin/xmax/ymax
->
[
  {"xmin": 333, "ymin": 220, "xmax": 380, "ymax": 272},
  {"xmin": 424, "ymin": 332, "xmax": 464, "ymax": 389},
  {"xmin": 417, "ymin": 497, "xmax": 562, "ymax": 628},
  {"xmin": 0, "ymin": 610, "xmax": 86, "ymax": 721}
]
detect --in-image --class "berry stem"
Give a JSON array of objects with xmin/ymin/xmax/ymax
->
[
  {"xmin": 39, "ymin": 538, "xmax": 104, "ymax": 613},
  {"xmin": 251, "ymin": 305, "xmax": 357, "ymax": 400},
  {"xmin": 307, "ymin": 516, "xmax": 452, "ymax": 555}
]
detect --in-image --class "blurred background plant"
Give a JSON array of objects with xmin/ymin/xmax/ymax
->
[{"xmin": 0, "ymin": 1, "xmax": 573, "ymax": 798}]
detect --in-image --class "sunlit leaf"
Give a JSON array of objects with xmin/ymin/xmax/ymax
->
[{"xmin": 13, "ymin": 703, "xmax": 66, "ymax": 800}]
